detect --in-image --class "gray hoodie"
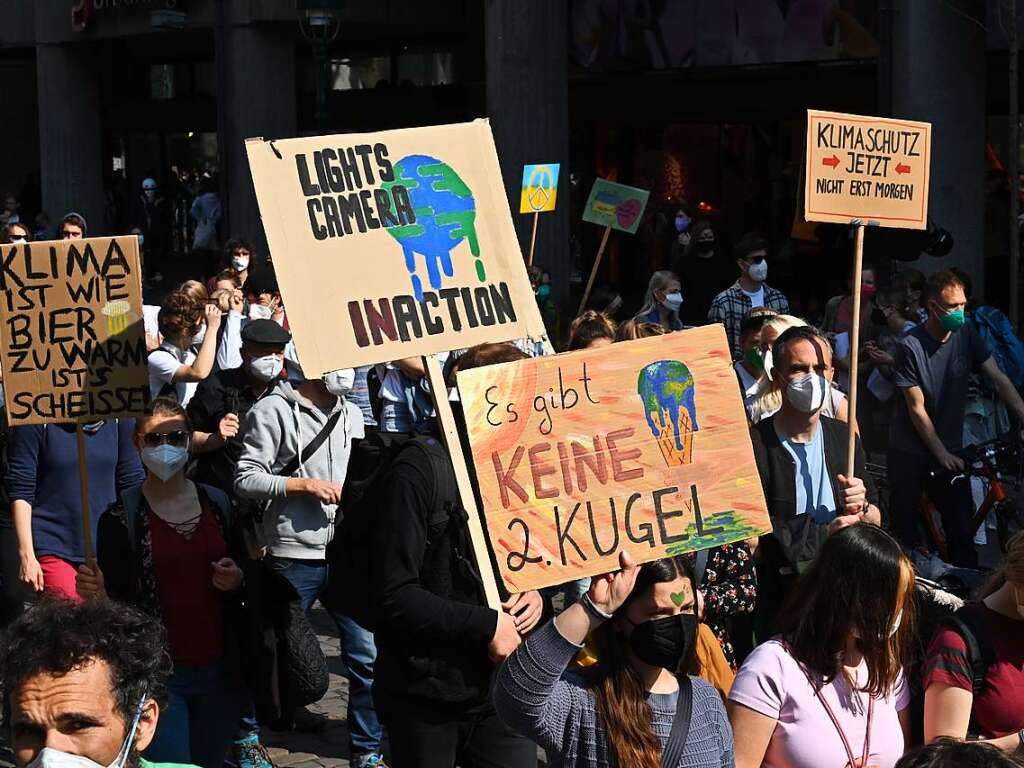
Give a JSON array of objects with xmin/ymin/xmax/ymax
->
[{"xmin": 234, "ymin": 379, "xmax": 364, "ymax": 559}]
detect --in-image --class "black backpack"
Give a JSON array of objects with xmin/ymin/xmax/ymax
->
[
  {"xmin": 940, "ymin": 608, "xmax": 995, "ymax": 697},
  {"xmin": 321, "ymin": 434, "xmax": 463, "ymax": 631},
  {"xmin": 907, "ymin": 591, "xmax": 994, "ymax": 745}
]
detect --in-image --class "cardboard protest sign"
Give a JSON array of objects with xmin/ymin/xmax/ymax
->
[
  {"xmin": 519, "ymin": 164, "xmax": 560, "ymax": 213},
  {"xmin": 0, "ymin": 236, "xmax": 148, "ymax": 426},
  {"xmin": 582, "ymin": 178, "xmax": 650, "ymax": 235},
  {"xmin": 804, "ymin": 109, "xmax": 931, "ymax": 230},
  {"xmin": 457, "ymin": 325, "xmax": 771, "ymax": 593},
  {"xmin": 245, "ymin": 120, "xmax": 545, "ymax": 377}
]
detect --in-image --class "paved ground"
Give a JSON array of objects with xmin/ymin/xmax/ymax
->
[{"xmin": 261, "ymin": 607, "xmax": 361, "ymax": 768}]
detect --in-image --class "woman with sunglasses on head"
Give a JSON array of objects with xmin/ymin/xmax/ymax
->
[
  {"xmin": 76, "ymin": 397, "xmax": 247, "ymax": 768},
  {"xmin": 729, "ymin": 524, "xmax": 916, "ymax": 768},
  {"xmin": 494, "ymin": 552, "xmax": 734, "ymax": 767}
]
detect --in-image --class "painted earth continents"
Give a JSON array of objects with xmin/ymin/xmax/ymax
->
[
  {"xmin": 381, "ymin": 154, "xmax": 484, "ymax": 300},
  {"xmin": 637, "ymin": 360, "xmax": 699, "ymax": 466}
]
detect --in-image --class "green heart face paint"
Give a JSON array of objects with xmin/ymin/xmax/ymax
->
[{"xmin": 671, "ymin": 591, "xmax": 686, "ymax": 607}]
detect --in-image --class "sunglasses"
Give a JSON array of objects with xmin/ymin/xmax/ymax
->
[{"xmin": 141, "ymin": 430, "xmax": 190, "ymax": 448}]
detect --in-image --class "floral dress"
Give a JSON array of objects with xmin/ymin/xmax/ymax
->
[{"xmin": 687, "ymin": 542, "xmax": 756, "ymax": 668}]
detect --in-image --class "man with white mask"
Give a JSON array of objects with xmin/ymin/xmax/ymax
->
[
  {"xmin": 234, "ymin": 363, "xmax": 386, "ymax": 768},
  {"xmin": 748, "ymin": 325, "xmax": 879, "ymax": 639},
  {"xmin": 217, "ymin": 268, "xmax": 298, "ymax": 371},
  {"xmin": 188, "ymin": 319, "xmax": 292, "ymax": 503},
  {"xmin": 708, "ymin": 233, "xmax": 791, "ymax": 358},
  {"xmin": 0, "ymin": 597, "xmax": 180, "ymax": 768}
]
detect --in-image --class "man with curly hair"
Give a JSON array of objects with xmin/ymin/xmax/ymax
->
[{"xmin": 0, "ymin": 597, "xmax": 186, "ymax": 768}]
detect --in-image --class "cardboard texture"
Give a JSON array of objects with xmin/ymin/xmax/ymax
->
[
  {"xmin": 804, "ymin": 109, "xmax": 931, "ymax": 230},
  {"xmin": 582, "ymin": 178, "xmax": 651, "ymax": 235},
  {"xmin": 0, "ymin": 236, "xmax": 148, "ymax": 426},
  {"xmin": 245, "ymin": 120, "xmax": 545, "ymax": 377},
  {"xmin": 457, "ymin": 325, "xmax": 772, "ymax": 593},
  {"xmin": 519, "ymin": 164, "xmax": 560, "ymax": 213}
]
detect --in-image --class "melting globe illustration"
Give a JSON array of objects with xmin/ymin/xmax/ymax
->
[
  {"xmin": 637, "ymin": 360, "xmax": 699, "ymax": 466},
  {"xmin": 381, "ymin": 154, "xmax": 483, "ymax": 300}
]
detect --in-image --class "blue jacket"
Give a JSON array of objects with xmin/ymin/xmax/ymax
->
[{"xmin": 6, "ymin": 420, "xmax": 145, "ymax": 563}]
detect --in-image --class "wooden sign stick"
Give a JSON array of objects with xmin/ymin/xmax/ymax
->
[
  {"xmin": 423, "ymin": 354, "xmax": 502, "ymax": 609},
  {"xmin": 846, "ymin": 222, "xmax": 866, "ymax": 477},
  {"xmin": 75, "ymin": 424, "xmax": 94, "ymax": 566},
  {"xmin": 527, "ymin": 211, "xmax": 539, "ymax": 267},
  {"xmin": 578, "ymin": 224, "xmax": 612, "ymax": 316}
]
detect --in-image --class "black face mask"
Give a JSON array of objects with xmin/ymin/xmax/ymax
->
[
  {"xmin": 696, "ymin": 240, "xmax": 716, "ymax": 254},
  {"xmin": 871, "ymin": 307, "xmax": 887, "ymax": 326},
  {"xmin": 628, "ymin": 613, "xmax": 698, "ymax": 671}
]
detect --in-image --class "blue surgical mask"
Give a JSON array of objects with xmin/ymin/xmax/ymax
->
[
  {"xmin": 661, "ymin": 292, "xmax": 683, "ymax": 312},
  {"xmin": 141, "ymin": 444, "xmax": 189, "ymax": 481}
]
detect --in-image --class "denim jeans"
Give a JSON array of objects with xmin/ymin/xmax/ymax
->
[
  {"xmin": 145, "ymin": 659, "xmax": 242, "ymax": 768},
  {"xmin": 268, "ymin": 556, "xmax": 383, "ymax": 755}
]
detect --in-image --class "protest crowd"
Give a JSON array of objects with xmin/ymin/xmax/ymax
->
[{"xmin": 1, "ymin": 154, "xmax": 1024, "ymax": 768}]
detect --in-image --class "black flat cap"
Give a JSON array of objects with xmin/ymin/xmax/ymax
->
[{"xmin": 241, "ymin": 319, "xmax": 291, "ymax": 345}]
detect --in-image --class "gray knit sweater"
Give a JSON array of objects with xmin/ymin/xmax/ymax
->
[{"xmin": 494, "ymin": 621, "xmax": 735, "ymax": 768}]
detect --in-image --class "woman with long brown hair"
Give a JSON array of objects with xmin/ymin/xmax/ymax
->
[
  {"xmin": 494, "ymin": 552, "xmax": 734, "ymax": 767},
  {"xmin": 729, "ymin": 524, "xmax": 916, "ymax": 767}
]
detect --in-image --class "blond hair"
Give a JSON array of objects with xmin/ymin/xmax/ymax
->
[
  {"xmin": 748, "ymin": 314, "xmax": 809, "ymax": 423},
  {"xmin": 615, "ymin": 318, "xmax": 666, "ymax": 342}
]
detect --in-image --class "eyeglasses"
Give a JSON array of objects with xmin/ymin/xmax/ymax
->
[{"xmin": 141, "ymin": 430, "xmax": 190, "ymax": 448}]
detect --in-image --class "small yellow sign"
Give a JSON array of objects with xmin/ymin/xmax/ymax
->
[{"xmin": 519, "ymin": 163, "xmax": 560, "ymax": 214}]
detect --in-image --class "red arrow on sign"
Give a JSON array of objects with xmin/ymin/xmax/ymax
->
[
  {"xmin": 895, "ymin": 163, "xmax": 911, "ymax": 175},
  {"xmin": 822, "ymin": 154, "xmax": 840, "ymax": 169}
]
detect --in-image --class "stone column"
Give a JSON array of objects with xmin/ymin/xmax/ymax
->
[
  {"xmin": 219, "ymin": 17, "xmax": 297, "ymax": 258},
  {"xmin": 36, "ymin": 43, "xmax": 106, "ymax": 234},
  {"xmin": 885, "ymin": 0, "xmax": 986, "ymax": 280},
  {"xmin": 485, "ymin": 0, "xmax": 571, "ymax": 309}
]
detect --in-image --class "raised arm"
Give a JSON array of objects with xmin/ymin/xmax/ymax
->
[{"xmin": 171, "ymin": 305, "xmax": 223, "ymax": 383}]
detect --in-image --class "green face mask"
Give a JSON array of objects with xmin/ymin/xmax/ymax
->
[
  {"xmin": 937, "ymin": 306, "xmax": 966, "ymax": 332},
  {"xmin": 745, "ymin": 347, "xmax": 765, "ymax": 372}
]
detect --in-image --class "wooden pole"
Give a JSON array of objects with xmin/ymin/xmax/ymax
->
[
  {"xmin": 578, "ymin": 225, "xmax": 612, "ymax": 316},
  {"xmin": 75, "ymin": 424, "xmax": 94, "ymax": 566},
  {"xmin": 846, "ymin": 223, "xmax": 866, "ymax": 478},
  {"xmin": 1010, "ymin": 0, "xmax": 1020, "ymax": 326},
  {"xmin": 527, "ymin": 211, "xmax": 539, "ymax": 267},
  {"xmin": 422, "ymin": 354, "xmax": 502, "ymax": 609}
]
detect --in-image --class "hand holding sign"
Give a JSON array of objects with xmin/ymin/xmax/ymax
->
[{"xmin": 588, "ymin": 550, "xmax": 640, "ymax": 616}]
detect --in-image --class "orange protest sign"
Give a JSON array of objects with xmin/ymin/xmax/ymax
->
[
  {"xmin": 457, "ymin": 326, "xmax": 771, "ymax": 594},
  {"xmin": 804, "ymin": 109, "xmax": 931, "ymax": 230}
]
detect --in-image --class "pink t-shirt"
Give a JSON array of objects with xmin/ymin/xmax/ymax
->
[{"xmin": 729, "ymin": 640, "xmax": 909, "ymax": 768}]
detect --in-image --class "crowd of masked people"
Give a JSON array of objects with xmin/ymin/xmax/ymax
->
[{"xmin": 0, "ymin": 217, "xmax": 1022, "ymax": 768}]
